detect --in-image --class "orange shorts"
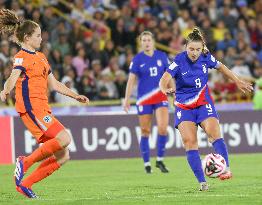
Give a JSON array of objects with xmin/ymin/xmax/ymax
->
[{"xmin": 20, "ymin": 110, "xmax": 65, "ymax": 143}]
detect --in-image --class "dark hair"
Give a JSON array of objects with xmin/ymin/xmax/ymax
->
[
  {"xmin": 0, "ymin": 9, "xmax": 39, "ymax": 43},
  {"xmin": 186, "ymin": 28, "xmax": 209, "ymax": 54}
]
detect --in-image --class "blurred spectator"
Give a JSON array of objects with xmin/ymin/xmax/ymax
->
[
  {"xmin": 49, "ymin": 49, "xmax": 63, "ymax": 78},
  {"xmin": 253, "ymin": 78, "xmax": 262, "ymax": 110},
  {"xmin": 102, "ymin": 56, "xmax": 120, "ymax": 81},
  {"xmin": 111, "ymin": 18, "xmax": 127, "ymax": 53},
  {"xmin": 224, "ymin": 47, "xmax": 238, "ymax": 68},
  {"xmin": 55, "ymin": 76, "xmax": 80, "ymax": 104},
  {"xmin": 213, "ymin": 78, "xmax": 238, "ymax": 102},
  {"xmin": 78, "ymin": 71, "xmax": 98, "ymax": 100},
  {"xmin": 104, "ymin": 40, "xmax": 118, "ymax": 61},
  {"xmin": 72, "ymin": 48, "xmax": 88, "ymax": 78},
  {"xmin": 0, "ymin": 41, "xmax": 10, "ymax": 65},
  {"xmin": 253, "ymin": 60, "xmax": 262, "ymax": 78},
  {"xmin": 69, "ymin": 20, "xmax": 85, "ymax": 46},
  {"xmin": 216, "ymin": 32, "xmax": 237, "ymax": 51},
  {"xmin": 217, "ymin": 5, "xmax": 237, "ymax": 33},
  {"xmin": 91, "ymin": 59, "xmax": 103, "ymax": 79},
  {"xmin": 234, "ymin": 19, "xmax": 250, "ymax": 45},
  {"xmin": 231, "ymin": 57, "xmax": 253, "ymax": 80},
  {"xmin": 97, "ymin": 72, "xmax": 118, "ymax": 100},
  {"xmin": 213, "ymin": 20, "xmax": 229, "ymax": 42},
  {"xmin": 87, "ymin": 40, "xmax": 107, "ymax": 67},
  {"xmin": 115, "ymin": 70, "xmax": 127, "ymax": 99},
  {"xmin": 52, "ymin": 32, "xmax": 71, "ymax": 57}
]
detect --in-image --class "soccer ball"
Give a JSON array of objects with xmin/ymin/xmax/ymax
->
[{"xmin": 202, "ymin": 153, "xmax": 227, "ymax": 178}]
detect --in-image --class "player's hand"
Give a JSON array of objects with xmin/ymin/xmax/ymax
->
[
  {"xmin": 75, "ymin": 95, "xmax": 89, "ymax": 104},
  {"xmin": 161, "ymin": 88, "xmax": 175, "ymax": 95},
  {"xmin": 236, "ymin": 79, "xmax": 253, "ymax": 94},
  {"xmin": 123, "ymin": 98, "xmax": 130, "ymax": 113},
  {"xmin": 0, "ymin": 90, "xmax": 8, "ymax": 102}
]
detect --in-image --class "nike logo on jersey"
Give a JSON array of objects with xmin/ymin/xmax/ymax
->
[
  {"xmin": 182, "ymin": 72, "xmax": 188, "ymax": 75},
  {"xmin": 140, "ymin": 64, "xmax": 145, "ymax": 67}
]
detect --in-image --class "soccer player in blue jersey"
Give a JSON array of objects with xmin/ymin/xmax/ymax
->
[
  {"xmin": 124, "ymin": 31, "xmax": 175, "ymax": 174},
  {"xmin": 159, "ymin": 28, "xmax": 253, "ymax": 190}
]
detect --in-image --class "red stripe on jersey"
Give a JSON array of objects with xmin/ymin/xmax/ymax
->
[{"xmin": 137, "ymin": 91, "xmax": 167, "ymax": 105}]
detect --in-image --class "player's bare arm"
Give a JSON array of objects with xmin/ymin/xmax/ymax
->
[
  {"xmin": 159, "ymin": 72, "xmax": 174, "ymax": 95},
  {"xmin": 217, "ymin": 64, "xmax": 253, "ymax": 93},
  {"xmin": 0, "ymin": 69, "xmax": 22, "ymax": 102},
  {"xmin": 123, "ymin": 73, "xmax": 137, "ymax": 113},
  {"xmin": 48, "ymin": 73, "xmax": 89, "ymax": 104}
]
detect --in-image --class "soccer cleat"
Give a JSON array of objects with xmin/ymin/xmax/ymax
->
[
  {"xmin": 199, "ymin": 182, "xmax": 209, "ymax": 191},
  {"xmin": 156, "ymin": 161, "xmax": 169, "ymax": 173},
  {"xmin": 145, "ymin": 165, "xmax": 152, "ymax": 174},
  {"xmin": 219, "ymin": 171, "xmax": 233, "ymax": 180},
  {"xmin": 14, "ymin": 156, "xmax": 26, "ymax": 186},
  {"xmin": 16, "ymin": 184, "xmax": 38, "ymax": 198}
]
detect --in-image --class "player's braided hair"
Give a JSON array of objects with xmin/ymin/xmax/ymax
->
[
  {"xmin": 0, "ymin": 9, "xmax": 39, "ymax": 43},
  {"xmin": 186, "ymin": 28, "xmax": 209, "ymax": 55}
]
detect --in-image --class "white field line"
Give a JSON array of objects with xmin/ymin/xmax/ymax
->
[{"xmin": 17, "ymin": 193, "xmax": 260, "ymax": 202}]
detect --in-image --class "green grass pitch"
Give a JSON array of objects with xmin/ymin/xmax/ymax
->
[{"xmin": 0, "ymin": 153, "xmax": 262, "ymax": 205}]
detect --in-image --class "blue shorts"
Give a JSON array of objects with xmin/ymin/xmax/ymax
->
[
  {"xmin": 136, "ymin": 101, "xmax": 168, "ymax": 115},
  {"xmin": 174, "ymin": 100, "xmax": 218, "ymax": 128}
]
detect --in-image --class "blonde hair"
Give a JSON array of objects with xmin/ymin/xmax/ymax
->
[{"xmin": 139, "ymin": 31, "xmax": 154, "ymax": 41}]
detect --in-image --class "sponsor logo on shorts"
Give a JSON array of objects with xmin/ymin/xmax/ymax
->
[
  {"xmin": 139, "ymin": 105, "xmax": 143, "ymax": 112},
  {"xmin": 177, "ymin": 111, "xmax": 182, "ymax": 119},
  {"xmin": 43, "ymin": 115, "xmax": 52, "ymax": 123}
]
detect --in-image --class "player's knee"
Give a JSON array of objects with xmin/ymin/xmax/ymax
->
[
  {"xmin": 205, "ymin": 128, "xmax": 220, "ymax": 142},
  {"xmin": 158, "ymin": 126, "xmax": 167, "ymax": 135},
  {"xmin": 63, "ymin": 149, "xmax": 70, "ymax": 163},
  {"xmin": 56, "ymin": 131, "xmax": 71, "ymax": 148},
  {"xmin": 141, "ymin": 127, "xmax": 151, "ymax": 136},
  {"xmin": 183, "ymin": 137, "xmax": 197, "ymax": 147},
  {"xmin": 56, "ymin": 148, "xmax": 70, "ymax": 165}
]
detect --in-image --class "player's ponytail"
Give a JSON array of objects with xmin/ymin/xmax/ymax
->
[
  {"xmin": 0, "ymin": 9, "xmax": 39, "ymax": 44},
  {"xmin": 186, "ymin": 28, "xmax": 209, "ymax": 55},
  {"xmin": 0, "ymin": 9, "xmax": 20, "ymax": 36}
]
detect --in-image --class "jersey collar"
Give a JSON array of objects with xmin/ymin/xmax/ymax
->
[{"xmin": 21, "ymin": 48, "xmax": 36, "ymax": 54}]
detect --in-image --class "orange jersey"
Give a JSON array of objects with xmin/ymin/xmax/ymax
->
[{"xmin": 13, "ymin": 48, "xmax": 51, "ymax": 113}]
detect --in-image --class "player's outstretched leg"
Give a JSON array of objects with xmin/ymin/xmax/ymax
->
[
  {"xmin": 156, "ymin": 134, "xmax": 169, "ymax": 173},
  {"xmin": 186, "ymin": 150, "xmax": 208, "ymax": 191},
  {"xmin": 22, "ymin": 138, "xmax": 64, "ymax": 173},
  {"xmin": 212, "ymin": 138, "xmax": 232, "ymax": 180},
  {"xmin": 17, "ymin": 148, "xmax": 69, "ymax": 198},
  {"xmin": 140, "ymin": 136, "xmax": 152, "ymax": 173}
]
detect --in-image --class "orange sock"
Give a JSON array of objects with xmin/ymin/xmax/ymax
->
[
  {"xmin": 24, "ymin": 138, "xmax": 62, "ymax": 172},
  {"xmin": 37, "ymin": 156, "xmax": 57, "ymax": 169},
  {"xmin": 21, "ymin": 156, "xmax": 60, "ymax": 188}
]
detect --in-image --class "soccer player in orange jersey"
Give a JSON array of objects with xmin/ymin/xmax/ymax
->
[{"xmin": 0, "ymin": 9, "xmax": 89, "ymax": 198}]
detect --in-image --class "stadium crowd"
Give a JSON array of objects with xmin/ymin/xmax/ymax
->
[{"xmin": 0, "ymin": 0, "xmax": 262, "ymax": 106}]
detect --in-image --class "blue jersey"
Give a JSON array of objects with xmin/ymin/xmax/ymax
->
[
  {"xmin": 129, "ymin": 50, "xmax": 169, "ymax": 105},
  {"xmin": 167, "ymin": 51, "xmax": 220, "ymax": 109}
]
